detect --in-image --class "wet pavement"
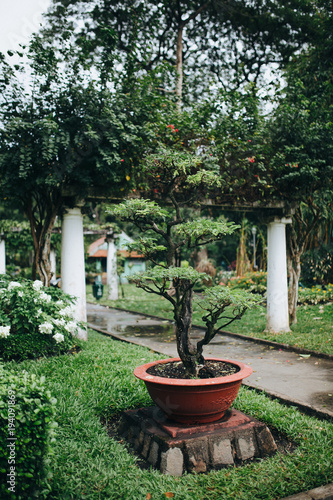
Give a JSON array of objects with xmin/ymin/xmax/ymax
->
[{"xmin": 87, "ymin": 303, "xmax": 333, "ymax": 418}]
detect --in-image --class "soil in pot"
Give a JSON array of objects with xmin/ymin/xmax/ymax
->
[{"xmin": 147, "ymin": 359, "xmax": 240, "ymax": 379}]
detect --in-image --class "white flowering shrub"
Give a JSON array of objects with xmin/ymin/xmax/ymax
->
[{"xmin": 0, "ymin": 276, "xmax": 82, "ymax": 361}]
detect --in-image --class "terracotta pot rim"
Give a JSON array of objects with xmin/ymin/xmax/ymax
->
[{"xmin": 134, "ymin": 357, "xmax": 253, "ymax": 387}]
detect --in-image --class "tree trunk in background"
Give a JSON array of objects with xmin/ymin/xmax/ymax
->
[
  {"xmin": 35, "ymin": 230, "xmax": 53, "ymax": 286},
  {"xmin": 192, "ymin": 247, "xmax": 216, "ymax": 285},
  {"xmin": 29, "ymin": 216, "xmax": 57, "ymax": 287},
  {"xmin": 192, "ymin": 247, "xmax": 208, "ymax": 267},
  {"xmin": 27, "ymin": 197, "xmax": 60, "ymax": 287},
  {"xmin": 236, "ymin": 222, "xmax": 251, "ymax": 276},
  {"xmin": 0, "ymin": 236, "xmax": 6, "ymax": 274},
  {"xmin": 175, "ymin": 24, "xmax": 183, "ymax": 111},
  {"xmin": 174, "ymin": 3, "xmax": 209, "ymax": 111},
  {"xmin": 286, "ymin": 205, "xmax": 320, "ymax": 324},
  {"xmin": 287, "ymin": 237, "xmax": 301, "ymax": 325}
]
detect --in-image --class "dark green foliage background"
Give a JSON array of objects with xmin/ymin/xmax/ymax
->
[{"xmin": 0, "ymin": 366, "xmax": 57, "ymax": 499}]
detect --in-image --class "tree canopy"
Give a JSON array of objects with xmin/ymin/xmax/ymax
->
[
  {"xmin": 0, "ymin": 37, "xmax": 163, "ymax": 284},
  {"xmin": 1, "ymin": 0, "xmax": 332, "ymax": 306},
  {"xmin": 260, "ymin": 0, "xmax": 333, "ymax": 322},
  {"xmin": 42, "ymin": 0, "xmax": 318, "ymax": 103}
]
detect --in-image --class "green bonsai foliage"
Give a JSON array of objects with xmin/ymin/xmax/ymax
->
[{"xmin": 108, "ymin": 149, "xmax": 260, "ymax": 377}]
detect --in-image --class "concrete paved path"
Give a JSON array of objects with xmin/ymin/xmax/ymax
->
[{"xmin": 87, "ymin": 303, "xmax": 333, "ymax": 419}]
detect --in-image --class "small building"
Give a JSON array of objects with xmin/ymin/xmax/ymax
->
[{"xmin": 87, "ymin": 231, "xmax": 146, "ymax": 284}]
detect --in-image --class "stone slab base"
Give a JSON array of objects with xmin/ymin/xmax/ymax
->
[{"xmin": 117, "ymin": 406, "xmax": 277, "ymax": 476}]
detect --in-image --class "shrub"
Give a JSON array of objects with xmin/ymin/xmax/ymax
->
[
  {"xmin": 226, "ymin": 271, "xmax": 267, "ymax": 295},
  {"xmin": 298, "ymin": 284, "xmax": 333, "ymax": 305},
  {"xmin": 301, "ymin": 246, "xmax": 333, "ymax": 286},
  {"xmin": 0, "ymin": 364, "xmax": 57, "ymax": 499},
  {"xmin": 0, "ymin": 275, "xmax": 82, "ymax": 361},
  {"xmin": 224, "ymin": 272, "xmax": 333, "ymax": 305}
]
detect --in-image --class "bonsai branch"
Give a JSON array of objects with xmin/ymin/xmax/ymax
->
[{"xmin": 132, "ymin": 278, "xmax": 177, "ymax": 308}]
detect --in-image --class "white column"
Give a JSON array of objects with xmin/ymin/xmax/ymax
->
[
  {"xmin": 106, "ymin": 233, "xmax": 118, "ymax": 300},
  {"xmin": 61, "ymin": 207, "xmax": 87, "ymax": 340},
  {"xmin": 50, "ymin": 248, "xmax": 56, "ymax": 279},
  {"xmin": 0, "ymin": 235, "xmax": 5, "ymax": 274},
  {"xmin": 266, "ymin": 217, "xmax": 291, "ymax": 333}
]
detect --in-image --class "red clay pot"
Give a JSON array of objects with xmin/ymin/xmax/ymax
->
[{"xmin": 134, "ymin": 357, "xmax": 253, "ymax": 424}]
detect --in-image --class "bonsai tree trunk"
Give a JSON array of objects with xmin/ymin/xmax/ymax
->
[{"xmin": 173, "ymin": 281, "xmax": 200, "ymax": 376}]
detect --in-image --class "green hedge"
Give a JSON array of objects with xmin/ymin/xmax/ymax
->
[
  {"xmin": 225, "ymin": 272, "xmax": 333, "ymax": 305},
  {"xmin": 0, "ymin": 365, "xmax": 57, "ymax": 499},
  {"xmin": 301, "ymin": 245, "xmax": 333, "ymax": 286},
  {"xmin": 298, "ymin": 284, "xmax": 333, "ymax": 304},
  {"xmin": 226, "ymin": 271, "xmax": 267, "ymax": 294}
]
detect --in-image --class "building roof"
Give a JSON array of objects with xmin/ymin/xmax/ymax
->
[
  {"xmin": 88, "ymin": 237, "xmax": 106, "ymax": 257},
  {"xmin": 87, "ymin": 233, "xmax": 143, "ymax": 259}
]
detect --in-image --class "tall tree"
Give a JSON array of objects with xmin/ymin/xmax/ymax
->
[
  {"xmin": 42, "ymin": 0, "xmax": 317, "ymax": 105},
  {"xmin": 271, "ymin": 0, "xmax": 333, "ymax": 323},
  {"xmin": 262, "ymin": 34, "xmax": 333, "ymax": 322},
  {"xmin": 0, "ymin": 38, "xmax": 163, "ymax": 285}
]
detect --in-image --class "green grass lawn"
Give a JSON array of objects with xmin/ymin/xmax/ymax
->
[
  {"xmin": 87, "ymin": 284, "xmax": 333, "ymax": 356},
  {"xmin": 7, "ymin": 330, "xmax": 333, "ymax": 499}
]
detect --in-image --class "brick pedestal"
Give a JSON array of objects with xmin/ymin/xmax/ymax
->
[{"xmin": 118, "ymin": 406, "xmax": 277, "ymax": 476}]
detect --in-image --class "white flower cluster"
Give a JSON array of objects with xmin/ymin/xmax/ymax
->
[
  {"xmin": 64, "ymin": 321, "xmax": 78, "ymax": 333},
  {"xmin": 8, "ymin": 281, "xmax": 21, "ymax": 291},
  {"xmin": 53, "ymin": 318, "xmax": 66, "ymax": 327},
  {"xmin": 59, "ymin": 305, "xmax": 75, "ymax": 317},
  {"xmin": 53, "ymin": 333, "xmax": 64, "ymax": 343},
  {"xmin": 39, "ymin": 322, "xmax": 65, "ymax": 343},
  {"xmin": 53, "ymin": 311, "xmax": 78, "ymax": 338},
  {"xmin": 0, "ymin": 325, "xmax": 10, "ymax": 338},
  {"xmin": 0, "ymin": 279, "xmax": 71, "ymax": 351},
  {"xmin": 39, "ymin": 292, "xmax": 52, "ymax": 303},
  {"xmin": 33, "ymin": 280, "xmax": 44, "ymax": 291},
  {"xmin": 39, "ymin": 322, "xmax": 54, "ymax": 335}
]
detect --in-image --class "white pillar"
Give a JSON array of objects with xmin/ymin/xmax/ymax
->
[
  {"xmin": 266, "ymin": 217, "xmax": 291, "ymax": 333},
  {"xmin": 61, "ymin": 207, "xmax": 87, "ymax": 340},
  {"xmin": 50, "ymin": 248, "xmax": 56, "ymax": 279},
  {"xmin": 0, "ymin": 235, "xmax": 5, "ymax": 274},
  {"xmin": 106, "ymin": 233, "xmax": 118, "ymax": 300}
]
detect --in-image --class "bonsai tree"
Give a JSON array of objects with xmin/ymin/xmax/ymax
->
[{"xmin": 108, "ymin": 150, "xmax": 260, "ymax": 377}]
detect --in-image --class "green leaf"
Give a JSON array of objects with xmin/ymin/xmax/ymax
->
[
  {"xmin": 198, "ymin": 286, "xmax": 262, "ymax": 311},
  {"xmin": 129, "ymin": 266, "xmax": 210, "ymax": 286},
  {"xmin": 107, "ymin": 199, "xmax": 169, "ymax": 223},
  {"xmin": 175, "ymin": 219, "xmax": 240, "ymax": 243}
]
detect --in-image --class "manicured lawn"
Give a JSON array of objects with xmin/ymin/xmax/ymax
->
[
  {"xmin": 7, "ymin": 330, "xmax": 333, "ymax": 499},
  {"xmin": 87, "ymin": 284, "xmax": 333, "ymax": 356}
]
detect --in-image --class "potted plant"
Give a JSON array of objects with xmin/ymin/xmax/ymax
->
[{"xmin": 108, "ymin": 149, "xmax": 260, "ymax": 424}]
